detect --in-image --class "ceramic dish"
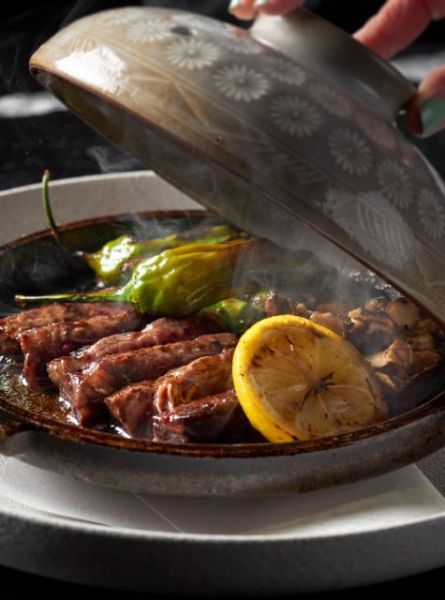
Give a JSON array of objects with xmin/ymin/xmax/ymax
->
[{"xmin": 1, "ymin": 172, "xmax": 445, "ymax": 497}]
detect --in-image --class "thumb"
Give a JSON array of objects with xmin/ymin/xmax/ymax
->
[
  {"xmin": 228, "ymin": 0, "xmax": 305, "ymax": 21},
  {"xmin": 406, "ymin": 66, "xmax": 445, "ymax": 137}
]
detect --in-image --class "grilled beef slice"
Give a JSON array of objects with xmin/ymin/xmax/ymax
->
[
  {"xmin": 48, "ymin": 316, "xmax": 221, "ymax": 386},
  {"xmin": 0, "ymin": 321, "xmax": 23, "ymax": 356},
  {"xmin": 152, "ymin": 390, "xmax": 240, "ymax": 443},
  {"xmin": 20, "ymin": 305, "xmax": 141, "ymax": 389},
  {"xmin": 58, "ymin": 333, "xmax": 237, "ymax": 425},
  {"xmin": 106, "ymin": 348, "xmax": 234, "ymax": 437},
  {"xmin": 154, "ymin": 348, "xmax": 234, "ymax": 414},
  {"xmin": 0, "ymin": 302, "xmax": 130, "ymax": 357}
]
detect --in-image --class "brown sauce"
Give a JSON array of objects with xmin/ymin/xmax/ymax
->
[{"xmin": 0, "ymin": 356, "xmax": 123, "ymax": 435}]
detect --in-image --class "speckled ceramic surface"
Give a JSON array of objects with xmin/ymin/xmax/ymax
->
[{"xmin": 29, "ymin": 7, "xmax": 445, "ymax": 326}]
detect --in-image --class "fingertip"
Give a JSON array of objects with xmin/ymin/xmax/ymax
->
[
  {"xmin": 228, "ymin": 0, "xmax": 257, "ymax": 20},
  {"xmin": 418, "ymin": 96, "xmax": 445, "ymax": 137},
  {"xmin": 229, "ymin": 0, "xmax": 305, "ymax": 19},
  {"xmin": 353, "ymin": 0, "xmax": 432, "ymax": 60},
  {"xmin": 411, "ymin": 67, "xmax": 445, "ymax": 137},
  {"xmin": 255, "ymin": 0, "xmax": 305, "ymax": 15}
]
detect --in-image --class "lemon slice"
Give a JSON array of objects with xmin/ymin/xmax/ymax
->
[{"xmin": 232, "ymin": 315, "xmax": 387, "ymax": 442}]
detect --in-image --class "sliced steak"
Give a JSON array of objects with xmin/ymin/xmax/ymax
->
[
  {"xmin": 20, "ymin": 305, "xmax": 141, "ymax": 389},
  {"xmin": 107, "ymin": 349, "xmax": 234, "ymax": 437},
  {"xmin": 0, "ymin": 302, "xmax": 131, "ymax": 357},
  {"xmin": 0, "ymin": 319, "xmax": 22, "ymax": 356},
  {"xmin": 154, "ymin": 348, "xmax": 234, "ymax": 414},
  {"xmin": 48, "ymin": 315, "xmax": 221, "ymax": 386},
  {"xmin": 62, "ymin": 333, "xmax": 237, "ymax": 425},
  {"xmin": 106, "ymin": 379, "xmax": 158, "ymax": 437},
  {"xmin": 152, "ymin": 390, "xmax": 244, "ymax": 443}
]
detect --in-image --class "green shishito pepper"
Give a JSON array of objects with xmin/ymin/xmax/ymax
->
[
  {"xmin": 16, "ymin": 239, "xmax": 261, "ymax": 317},
  {"xmin": 200, "ymin": 298, "xmax": 266, "ymax": 334},
  {"xmin": 40, "ymin": 169, "xmax": 241, "ymax": 285},
  {"xmin": 82, "ymin": 225, "xmax": 240, "ymax": 285},
  {"xmin": 201, "ymin": 291, "xmax": 307, "ymax": 334}
]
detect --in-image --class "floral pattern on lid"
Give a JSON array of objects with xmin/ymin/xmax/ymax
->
[
  {"xmin": 357, "ymin": 112, "xmax": 397, "ymax": 151},
  {"xmin": 270, "ymin": 94, "xmax": 322, "ymax": 137},
  {"xmin": 328, "ymin": 128, "xmax": 372, "ymax": 176},
  {"xmin": 127, "ymin": 18, "xmax": 173, "ymax": 43},
  {"xmin": 226, "ymin": 34, "xmax": 263, "ymax": 55},
  {"xmin": 418, "ymin": 189, "xmax": 445, "ymax": 240},
  {"xmin": 264, "ymin": 56, "xmax": 307, "ymax": 86},
  {"xmin": 307, "ymin": 81, "xmax": 352, "ymax": 117},
  {"xmin": 322, "ymin": 189, "xmax": 417, "ymax": 270},
  {"xmin": 377, "ymin": 159, "xmax": 413, "ymax": 208},
  {"xmin": 165, "ymin": 38, "xmax": 220, "ymax": 70},
  {"xmin": 213, "ymin": 64, "xmax": 269, "ymax": 102}
]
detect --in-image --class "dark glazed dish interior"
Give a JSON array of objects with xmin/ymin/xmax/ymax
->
[{"xmin": 1, "ymin": 210, "xmax": 445, "ymax": 459}]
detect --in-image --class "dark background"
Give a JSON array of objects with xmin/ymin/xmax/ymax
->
[
  {"xmin": 1, "ymin": 0, "xmax": 445, "ymax": 594},
  {"xmin": 1, "ymin": 560, "xmax": 445, "ymax": 596}
]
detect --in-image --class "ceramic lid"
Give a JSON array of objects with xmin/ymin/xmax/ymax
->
[{"xmin": 29, "ymin": 7, "xmax": 445, "ymax": 323}]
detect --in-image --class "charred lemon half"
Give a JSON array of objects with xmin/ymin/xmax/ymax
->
[{"xmin": 232, "ymin": 315, "xmax": 387, "ymax": 442}]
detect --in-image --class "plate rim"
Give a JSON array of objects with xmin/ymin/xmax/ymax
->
[{"xmin": 1, "ymin": 482, "xmax": 445, "ymax": 543}]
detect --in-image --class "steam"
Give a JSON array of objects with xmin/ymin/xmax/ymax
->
[{"xmin": 86, "ymin": 145, "xmax": 144, "ymax": 174}]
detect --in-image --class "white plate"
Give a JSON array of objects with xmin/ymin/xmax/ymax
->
[
  {"xmin": 0, "ymin": 170, "xmax": 200, "ymax": 243},
  {"xmin": 1, "ymin": 172, "xmax": 445, "ymax": 592},
  {"xmin": 1, "ymin": 456, "xmax": 445, "ymax": 593}
]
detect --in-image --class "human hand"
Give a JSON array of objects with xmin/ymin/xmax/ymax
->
[{"xmin": 228, "ymin": 0, "xmax": 445, "ymax": 136}]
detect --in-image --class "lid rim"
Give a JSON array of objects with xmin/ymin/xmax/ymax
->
[{"xmin": 252, "ymin": 9, "xmax": 416, "ymax": 121}]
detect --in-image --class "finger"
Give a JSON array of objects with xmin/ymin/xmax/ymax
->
[
  {"xmin": 228, "ymin": 0, "xmax": 304, "ymax": 20},
  {"xmin": 354, "ymin": 0, "xmax": 445, "ymax": 59},
  {"xmin": 406, "ymin": 66, "xmax": 445, "ymax": 136},
  {"xmin": 254, "ymin": 0, "xmax": 306, "ymax": 15},
  {"xmin": 228, "ymin": 0, "xmax": 257, "ymax": 20}
]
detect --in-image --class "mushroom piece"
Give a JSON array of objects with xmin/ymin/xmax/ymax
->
[
  {"xmin": 348, "ymin": 306, "xmax": 396, "ymax": 353},
  {"xmin": 367, "ymin": 338, "xmax": 412, "ymax": 386},
  {"xmin": 315, "ymin": 301, "xmax": 350, "ymax": 316},
  {"xmin": 262, "ymin": 291, "xmax": 309, "ymax": 318},
  {"xmin": 365, "ymin": 297, "xmax": 388, "ymax": 313},
  {"xmin": 405, "ymin": 330, "xmax": 436, "ymax": 351},
  {"xmin": 374, "ymin": 372, "xmax": 406, "ymax": 393},
  {"xmin": 384, "ymin": 297, "xmax": 444, "ymax": 349},
  {"xmin": 310, "ymin": 311, "xmax": 346, "ymax": 337},
  {"xmin": 405, "ymin": 316, "xmax": 443, "ymax": 351},
  {"xmin": 367, "ymin": 337, "xmax": 441, "ymax": 394},
  {"xmin": 385, "ymin": 297, "xmax": 420, "ymax": 329},
  {"xmin": 409, "ymin": 349, "xmax": 442, "ymax": 377}
]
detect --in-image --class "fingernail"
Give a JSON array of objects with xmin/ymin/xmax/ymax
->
[
  {"xmin": 419, "ymin": 96, "xmax": 445, "ymax": 136},
  {"xmin": 254, "ymin": 0, "xmax": 270, "ymax": 6},
  {"xmin": 228, "ymin": 0, "xmax": 243, "ymax": 13}
]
